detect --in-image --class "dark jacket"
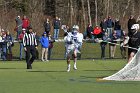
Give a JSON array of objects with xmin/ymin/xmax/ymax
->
[
  {"xmin": 53, "ymin": 19, "xmax": 61, "ymax": 29},
  {"xmin": 100, "ymin": 21, "xmax": 107, "ymax": 31},
  {"xmin": 86, "ymin": 25, "xmax": 93, "ymax": 38},
  {"xmin": 114, "ymin": 21, "xmax": 121, "ymax": 30},
  {"xmin": 128, "ymin": 18, "xmax": 136, "ymax": 30},
  {"xmin": 44, "ymin": 22, "xmax": 51, "ymax": 32},
  {"xmin": 106, "ymin": 19, "xmax": 114, "ymax": 28},
  {"xmin": 128, "ymin": 32, "xmax": 140, "ymax": 49}
]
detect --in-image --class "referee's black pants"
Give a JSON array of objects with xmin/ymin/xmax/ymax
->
[{"xmin": 25, "ymin": 46, "xmax": 36, "ymax": 69}]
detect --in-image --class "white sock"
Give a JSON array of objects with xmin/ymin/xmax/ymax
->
[{"xmin": 68, "ymin": 64, "xmax": 70, "ymax": 68}]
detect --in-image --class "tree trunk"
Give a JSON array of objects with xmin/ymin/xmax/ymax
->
[
  {"xmin": 87, "ymin": 0, "xmax": 92, "ymax": 25},
  {"xmin": 81, "ymin": 0, "xmax": 86, "ymax": 31},
  {"xmin": 123, "ymin": 0, "xmax": 131, "ymax": 18},
  {"xmin": 70, "ymin": 0, "xmax": 74, "ymax": 27},
  {"xmin": 95, "ymin": 0, "xmax": 98, "ymax": 25},
  {"xmin": 107, "ymin": 0, "xmax": 110, "ymax": 17}
]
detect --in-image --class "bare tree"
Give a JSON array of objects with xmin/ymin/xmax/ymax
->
[
  {"xmin": 87, "ymin": 0, "xmax": 92, "ymax": 25},
  {"xmin": 95, "ymin": 0, "xmax": 98, "ymax": 25},
  {"xmin": 70, "ymin": 0, "xmax": 74, "ymax": 27},
  {"xmin": 81, "ymin": 0, "xmax": 86, "ymax": 30},
  {"xmin": 106, "ymin": 0, "xmax": 110, "ymax": 17},
  {"xmin": 123, "ymin": 0, "xmax": 131, "ymax": 18}
]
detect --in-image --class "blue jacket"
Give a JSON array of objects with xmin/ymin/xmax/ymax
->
[{"xmin": 40, "ymin": 36, "xmax": 49, "ymax": 48}]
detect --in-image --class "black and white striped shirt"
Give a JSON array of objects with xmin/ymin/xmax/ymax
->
[{"xmin": 23, "ymin": 32, "xmax": 37, "ymax": 47}]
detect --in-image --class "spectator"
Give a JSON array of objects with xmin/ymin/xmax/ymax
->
[
  {"xmin": 1, "ymin": 32, "xmax": 7, "ymax": 61},
  {"xmin": 23, "ymin": 27, "xmax": 38, "ymax": 69},
  {"xmin": 100, "ymin": 18, "xmax": 107, "ymax": 33},
  {"xmin": 106, "ymin": 16, "xmax": 114, "ymax": 38},
  {"xmin": 18, "ymin": 28, "xmax": 26, "ymax": 60},
  {"xmin": 92, "ymin": 26, "xmax": 102, "ymax": 39},
  {"xmin": 120, "ymin": 31, "xmax": 128, "ymax": 59},
  {"xmin": 44, "ymin": 18, "xmax": 51, "ymax": 35},
  {"xmin": 34, "ymin": 32, "xmax": 40, "ymax": 60},
  {"xmin": 40, "ymin": 32, "xmax": 49, "ymax": 62},
  {"xmin": 61, "ymin": 25, "xmax": 69, "ymax": 33},
  {"xmin": 48, "ymin": 33, "xmax": 55, "ymax": 60},
  {"xmin": 15, "ymin": 16, "xmax": 22, "ymax": 40},
  {"xmin": 0, "ymin": 32, "xmax": 3, "ymax": 59},
  {"xmin": 114, "ymin": 19, "xmax": 122, "ymax": 38},
  {"xmin": 77, "ymin": 32, "xmax": 83, "ymax": 59},
  {"xmin": 6, "ymin": 31, "xmax": 13, "ymax": 54},
  {"xmin": 22, "ymin": 15, "xmax": 30, "ymax": 30},
  {"xmin": 64, "ymin": 31, "xmax": 68, "ymax": 59},
  {"xmin": 86, "ymin": 24, "xmax": 93, "ymax": 39},
  {"xmin": 109, "ymin": 30, "xmax": 118, "ymax": 58},
  {"xmin": 53, "ymin": 16, "xmax": 61, "ymax": 40},
  {"xmin": 100, "ymin": 32, "xmax": 110, "ymax": 59},
  {"xmin": 128, "ymin": 15, "xmax": 136, "ymax": 37}
]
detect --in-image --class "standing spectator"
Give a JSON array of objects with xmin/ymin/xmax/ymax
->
[
  {"xmin": 6, "ymin": 31, "xmax": 13, "ymax": 54},
  {"xmin": 6, "ymin": 31, "xmax": 14, "ymax": 60},
  {"xmin": 22, "ymin": 15, "xmax": 30, "ymax": 30},
  {"xmin": 40, "ymin": 32, "xmax": 49, "ymax": 62},
  {"xmin": 1, "ymin": 32, "xmax": 7, "ymax": 61},
  {"xmin": 23, "ymin": 27, "xmax": 38, "ymax": 69},
  {"xmin": 86, "ymin": 24, "xmax": 93, "ymax": 39},
  {"xmin": 77, "ymin": 32, "xmax": 83, "ymax": 59},
  {"xmin": 100, "ymin": 32, "xmax": 109, "ymax": 59},
  {"xmin": 128, "ymin": 15, "xmax": 136, "ymax": 37},
  {"xmin": 100, "ymin": 18, "xmax": 107, "ymax": 33},
  {"xmin": 106, "ymin": 16, "xmax": 114, "ymax": 38},
  {"xmin": 61, "ymin": 25, "xmax": 69, "ymax": 33},
  {"xmin": 0, "ymin": 32, "xmax": 3, "ymax": 59},
  {"xmin": 109, "ymin": 31, "xmax": 118, "ymax": 58},
  {"xmin": 48, "ymin": 33, "xmax": 55, "ymax": 60},
  {"xmin": 15, "ymin": 16, "xmax": 22, "ymax": 40},
  {"xmin": 120, "ymin": 31, "xmax": 128, "ymax": 59},
  {"xmin": 53, "ymin": 16, "xmax": 61, "ymax": 40},
  {"xmin": 44, "ymin": 18, "xmax": 51, "ymax": 35},
  {"xmin": 34, "ymin": 32, "xmax": 40, "ymax": 60},
  {"xmin": 114, "ymin": 19, "xmax": 122, "ymax": 38},
  {"xmin": 18, "ymin": 28, "xmax": 26, "ymax": 60}
]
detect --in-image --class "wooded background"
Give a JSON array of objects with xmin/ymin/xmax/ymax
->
[{"xmin": 0, "ymin": 0, "xmax": 140, "ymax": 36}]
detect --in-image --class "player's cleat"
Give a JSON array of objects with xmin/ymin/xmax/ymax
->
[
  {"xmin": 45, "ymin": 60, "xmax": 49, "ymax": 62},
  {"xmin": 41, "ymin": 59, "xmax": 45, "ymax": 62},
  {"xmin": 73, "ymin": 66, "xmax": 77, "ymax": 70},
  {"xmin": 67, "ymin": 65, "xmax": 71, "ymax": 72}
]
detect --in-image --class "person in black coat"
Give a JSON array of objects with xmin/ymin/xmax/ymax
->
[
  {"xmin": 127, "ymin": 15, "xmax": 136, "ymax": 36},
  {"xmin": 44, "ymin": 18, "xmax": 51, "ymax": 35}
]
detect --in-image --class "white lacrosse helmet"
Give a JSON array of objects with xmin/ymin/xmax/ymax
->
[
  {"xmin": 131, "ymin": 24, "xmax": 140, "ymax": 30},
  {"xmin": 72, "ymin": 25, "xmax": 79, "ymax": 30}
]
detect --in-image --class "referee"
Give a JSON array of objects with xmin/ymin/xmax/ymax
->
[{"xmin": 23, "ymin": 27, "xmax": 38, "ymax": 69}]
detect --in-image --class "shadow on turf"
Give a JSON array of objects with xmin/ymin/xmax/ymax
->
[
  {"xmin": 27, "ymin": 70, "xmax": 66, "ymax": 73},
  {"xmin": 0, "ymin": 68, "xmax": 23, "ymax": 69},
  {"xmin": 80, "ymin": 75, "xmax": 108, "ymax": 79},
  {"xmin": 83, "ymin": 70, "xmax": 118, "ymax": 72}
]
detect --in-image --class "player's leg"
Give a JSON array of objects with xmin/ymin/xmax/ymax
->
[
  {"xmin": 66, "ymin": 49, "xmax": 71, "ymax": 72},
  {"xmin": 67, "ymin": 56, "xmax": 71, "ymax": 72},
  {"xmin": 73, "ymin": 50, "xmax": 77, "ymax": 70}
]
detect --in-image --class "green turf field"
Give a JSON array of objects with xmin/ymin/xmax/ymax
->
[{"xmin": 0, "ymin": 59, "xmax": 140, "ymax": 93}]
